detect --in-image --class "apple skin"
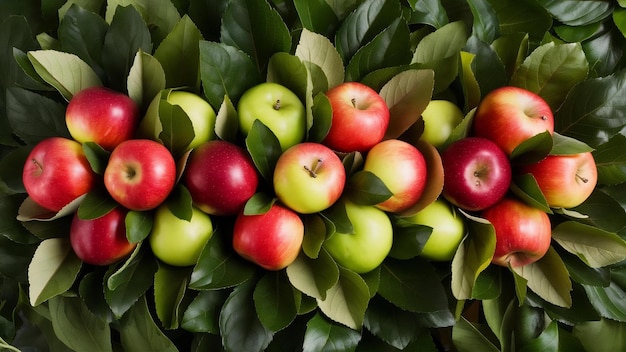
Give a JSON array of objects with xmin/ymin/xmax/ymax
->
[
  {"xmin": 441, "ymin": 137, "xmax": 512, "ymax": 211},
  {"xmin": 409, "ymin": 199, "xmax": 466, "ymax": 261},
  {"xmin": 481, "ymin": 197, "xmax": 552, "ymax": 267},
  {"xmin": 518, "ymin": 152, "xmax": 598, "ymax": 209},
  {"xmin": 363, "ymin": 139, "xmax": 427, "ymax": 213},
  {"xmin": 472, "ymin": 86, "xmax": 554, "ymax": 155},
  {"xmin": 104, "ymin": 139, "xmax": 177, "ymax": 211},
  {"xmin": 184, "ymin": 140, "xmax": 259, "ymax": 216},
  {"xmin": 322, "ymin": 200, "xmax": 393, "ymax": 274},
  {"xmin": 322, "ymin": 82, "xmax": 390, "ymax": 153},
  {"xmin": 232, "ymin": 204, "xmax": 304, "ymax": 271},
  {"xmin": 70, "ymin": 207, "xmax": 136, "ymax": 266},
  {"xmin": 420, "ymin": 100, "xmax": 464, "ymax": 148},
  {"xmin": 273, "ymin": 142, "xmax": 346, "ymax": 214},
  {"xmin": 66, "ymin": 86, "xmax": 139, "ymax": 151},
  {"xmin": 22, "ymin": 137, "xmax": 97, "ymax": 212},
  {"xmin": 149, "ymin": 205, "xmax": 214, "ymax": 267},
  {"xmin": 237, "ymin": 82, "xmax": 306, "ymax": 151},
  {"xmin": 138, "ymin": 90, "xmax": 217, "ymax": 150}
]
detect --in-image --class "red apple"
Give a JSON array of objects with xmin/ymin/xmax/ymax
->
[
  {"xmin": 184, "ymin": 140, "xmax": 259, "ymax": 216},
  {"xmin": 273, "ymin": 142, "xmax": 346, "ymax": 214},
  {"xmin": 22, "ymin": 137, "xmax": 97, "ymax": 212},
  {"xmin": 104, "ymin": 139, "xmax": 176, "ymax": 211},
  {"xmin": 232, "ymin": 204, "xmax": 304, "ymax": 271},
  {"xmin": 322, "ymin": 82, "xmax": 390, "ymax": 153},
  {"xmin": 481, "ymin": 197, "xmax": 552, "ymax": 267},
  {"xmin": 66, "ymin": 86, "xmax": 139, "ymax": 151},
  {"xmin": 70, "ymin": 207, "xmax": 136, "ymax": 266},
  {"xmin": 362, "ymin": 139, "xmax": 427, "ymax": 213},
  {"xmin": 472, "ymin": 86, "xmax": 554, "ymax": 155},
  {"xmin": 518, "ymin": 152, "xmax": 597, "ymax": 209},
  {"xmin": 441, "ymin": 137, "xmax": 512, "ymax": 211}
]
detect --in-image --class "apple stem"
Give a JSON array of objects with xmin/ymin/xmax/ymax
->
[
  {"xmin": 274, "ymin": 100, "xmax": 281, "ymax": 110},
  {"xmin": 541, "ymin": 115, "xmax": 547, "ymax": 120},
  {"xmin": 31, "ymin": 159, "xmax": 43, "ymax": 176},
  {"xmin": 576, "ymin": 174, "xmax": 589, "ymax": 183},
  {"xmin": 351, "ymin": 98, "xmax": 357, "ymax": 108},
  {"xmin": 303, "ymin": 159, "xmax": 323, "ymax": 178}
]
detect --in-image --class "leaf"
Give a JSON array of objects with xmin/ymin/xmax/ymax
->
[
  {"xmin": 582, "ymin": 281, "xmax": 626, "ymax": 322},
  {"xmin": 245, "ymin": 120, "xmax": 282, "ymax": 183},
  {"xmin": 119, "ymin": 295, "xmax": 178, "ymax": 352},
  {"xmin": 154, "ymin": 263, "xmax": 190, "ymax": 330},
  {"xmin": 509, "ymin": 130, "xmax": 553, "ymax": 164},
  {"xmin": 286, "ymin": 250, "xmax": 339, "ymax": 301},
  {"xmin": 573, "ymin": 318, "xmax": 626, "ymax": 352},
  {"xmin": 487, "ymin": 0, "xmax": 552, "ymax": 45},
  {"xmin": 181, "ymin": 290, "xmax": 228, "ymax": 333},
  {"xmin": 17, "ymin": 195, "xmax": 83, "ymax": 222},
  {"xmin": 466, "ymin": 0, "xmax": 499, "ymax": 43},
  {"xmin": 410, "ymin": 0, "xmax": 449, "ymax": 29},
  {"xmin": 220, "ymin": 0, "xmax": 291, "ymax": 75},
  {"xmin": 593, "ymin": 133, "xmax": 626, "ymax": 185},
  {"xmin": 82, "ymin": 142, "xmax": 110, "ymax": 175},
  {"xmin": 464, "ymin": 36, "xmax": 507, "ymax": 98},
  {"xmin": 158, "ymin": 97, "xmax": 195, "ymax": 157},
  {"xmin": 48, "ymin": 295, "xmax": 112, "ymax": 352},
  {"xmin": 127, "ymin": 49, "xmax": 166, "ymax": 109},
  {"xmin": 302, "ymin": 313, "xmax": 361, "ymax": 352},
  {"xmin": 492, "ymin": 33, "xmax": 529, "ymax": 78},
  {"xmin": 76, "ymin": 187, "xmax": 118, "ymax": 220},
  {"xmin": 214, "ymin": 94, "xmax": 239, "ymax": 142},
  {"xmin": 242, "ymin": 192, "xmax": 275, "ymax": 216},
  {"xmin": 344, "ymin": 171, "xmax": 392, "ymax": 206},
  {"xmin": 451, "ymin": 316, "xmax": 500, "ymax": 352},
  {"xmin": 511, "ymin": 247, "xmax": 573, "ymax": 308},
  {"xmin": 27, "ymin": 50, "xmax": 102, "ymax": 100},
  {"xmin": 125, "ymin": 210, "xmax": 153, "ymax": 243},
  {"xmin": 510, "ymin": 42, "xmax": 589, "ymax": 111},
  {"xmin": 364, "ymin": 295, "xmax": 425, "ymax": 349},
  {"xmin": 105, "ymin": 0, "xmax": 181, "ymax": 45},
  {"xmin": 571, "ymin": 190, "xmax": 626, "ymax": 233},
  {"xmin": 308, "ymin": 92, "xmax": 333, "ymax": 143},
  {"xmin": 166, "ymin": 184, "xmax": 193, "ymax": 221},
  {"xmin": 28, "ymin": 238, "xmax": 82, "ymax": 306},
  {"xmin": 550, "ymin": 132, "xmax": 595, "ymax": 155},
  {"xmin": 316, "ymin": 267, "xmax": 370, "ymax": 330},
  {"xmin": 458, "ymin": 52, "xmax": 481, "ymax": 111},
  {"xmin": 293, "ymin": 0, "xmax": 340, "ymax": 39},
  {"xmin": 413, "ymin": 21, "xmax": 469, "ymax": 64},
  {"xmin": 510, "ymin": 174, "xmax": 552, "ymax": 214},
  {"xmin": 302, "ymin": 214, "xmax": 328, "ymax": 259},
  {"xmin": 266, "ymin": 52, "xmax": 312, "ymax": 129},
  {"xmin": 253, "ymin": 271, "xmax": 299, "ymax": 332},
  {"xmin": 295, "ymin": 28, "xmax": 344, "ymax": 92},
  {"xmin": 0, "ymin": 234, "xmax": 37, "ymax": 282},
  {"xmin": 154, "ymin": 15, "xmax": 202, "ymax": 89},
  {"xmin": 0, "ymin": 194, "xmax": 39, "ymax": 244},
  {"xmin": 538, "ymin": 0, "xmax": 613, "ymax": 26},
  {"xmin": 387, "ymin": 218, "xmax": 431, "ymax": 260},
  {"xmin": 552, "ymin": 221, "xmax": 626, "ymax": 268}
]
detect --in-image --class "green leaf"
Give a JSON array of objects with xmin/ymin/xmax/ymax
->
[
  {"xmin": 510, "ymin": 42, "xmax": 588, "ymax": 111},
  {"xmin": 492, "ymin": 33, "xmax": 529, "ymax": 78},
  {"xmin": 552, "ymin": 221, "xmax": 626, "ymax": 268},
  {"xmin": 28, "ymin": 238, "xmax": 82, "ymax": 306},
  {"xmin": 286, "ymin": 250, "xmax": 339, "ymax": 301},
  {"xmin": 214, "ymin": 94, "xmax": 239, "ymax": 142},
  {"xmin": 158, "ymin": 97, "xmax": 195, "ymax": 157},
  {"xmin": 220, "ymin": 0, "xmax": 291, "ymax": 75},
  {"xmin": 593, "ymin": 133, "xmax": 626, "ymax": 185},
  {"xmin": 464, "ymin": 36, "xmax": 507, "ymax": 98},
  {"xmin": 320, "ymin": 201, "xmax": 353, "ymax": 235},
  {"xmin": 127, "ymin": 49, "xmax": 166, "ymax": 110},
  {"xmin": 166, "ymin": 184, "xmax": 193, "ymax": 221},
  {"xmin": 410, "ymin": 0, "xmax": 449, "ymax": 28},
  {"xmin": 154, "ymin": 263, "xmax": 190, "ymax": 330},
  {"xmin": 242, "ymin": 192, "xmax": 276, "ymax": 215},
  {"xmin": 537, "ymin": 0, "xmax": 612, "ymax": 26},
  {"xmin": 295, "ymin": 28, "xmax": 344, "ymax": 92},
  {"xmin": 387, "ymin": 217, "xmax": 431, "ymax": 260},
  {"xmin": 118, "ymin": 295, "xmax": 178, "ymax": 352},
  {"xmin": 550, "ymin": 132, "xmax": 595, "ymax": 155},
  {"xmin": 458, "ymin": 53, "xmax": 481, "ymax": 111},
  {"xmin": 302, "ymin": 313, "xmax": 361, "ymax": 352},
  {"xmin": 0, "ymin": 195, "xmax": 39, "ymax": 244},
  {"xmin": 451, "ymin": 316, "xmax": 500, "ymax": 352},
  {"xmin": 125, "ymin": 210, "xmax": 153, "ymax": 243},
  {"xmin": 466, "ymin": 0, "xmax": 499, "ymax": 43},
  {"xmin": 253, "ymin": 271, "xmax": 299, "ymax": 332},
  {"xmin": 181, "ymin": 290, "xmax": 228, "ymax": 333},
  {"xmin": 511, "ymin": 246, "xmax": 573, "ymax": 308},
  {"xmin": 509, "ymin": 130, "xmax": 553, "ymax": 163},
  {"xmin": 510, "ymin": 174, "xmax": 552, "ymax": 214},
  {"xmin": 302, "ymin": 214, "xmax": 327, "ymax": 259},
  {"xmin": 105, "ymin": 0, "xmax": 181, "ymax": 45},
  {"xmin": 582, "ymin": 281, "xmax": 626, "ymax": 321},
  {"xmin": 345, "ymin": 171, "xmax": 392, "ymax": 206},
  {"xmin": 27, "ymin": 50, "xmax": 103, "ymax": 100},
  {"xmin": 615, "ymin": 8, "xmax": 626, "ymax": 38},
  {"xmin": 316, "ymin": 267, "xmax": 370, "ymax": 330},
  {"xmin": 487, "ymin": 0, "xmax": 552, "ymax": 45},
  {"xmin": 573, "ymin": 318, "xmax": 626, "ymax": 352},
  {"xmin": 571, "ymin": 190, "xmax": 626, "ymax": 233},
  {"xmin": 154, "ymin": 15, "xmax": 202, "ymax": 90},
  {"xmin": 245, "ymin": 120, "xmax": 282, "ymax": 183},
  {"xmin": 364, "ymin": 295, "xmax": 425, "ymax": 349},
  {"xmin": 308, "ymin": 92, "xmax": 333, "ymax": 143},
  {"xmin": 48, "ymin": 295, "xmax": 112, "ymax": 352},
  {"xmin": 82, "ymin": 142, "xmax": 110, "ymax": 175},
  {"xmin": 77, "ymin": 187, "xmax": 118, "ymax": 220},
  {"xmin": 293, "ymin": 0, "xmax": 340, "ymax": 39}
]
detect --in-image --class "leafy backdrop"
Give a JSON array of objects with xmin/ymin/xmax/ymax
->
[{"xmin": 1, "ymin": 0, "xmax": 626, "ymax": 351}]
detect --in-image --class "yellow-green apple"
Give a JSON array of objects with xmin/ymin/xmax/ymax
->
[
  {"xmin": 104, "ymin": 139, "xmax": 176, "ymax": 211},
  {"xmin": 409, "ymin": 199, "xmax": 466, "ymax": 261},
  {"xmin": 22, "ymin": 137, "xmax": 97, "ymax": 212},
  {"xmin": 322, "ymin": 200, "xmax": 393, "ymax": 273},
  {"xmin": 472, "ymin": 86, "xmax": 554, "ymax": 155},
  {"xmin": 232, "ymin": 204, "xmax": 304, "ymax": 271},
  {"xmin": 149, "ymin": 204, "xmax": 214, "ymax": 267},
  {"xmin": 237, "ymin": 82, "xmax": 305, "ymax": 151},
  {"xmin": 273, "ymin": 142, "xmax": 346, "ymax": 214},
  {"xmin": 65, "ymin": 86, "xmax": 139, "ymax": 150},
  {"xmin": 138, "ymin": 90, "xmax": 217, "ymax": 150},
  {"xmin": 481, "ymin": 197, "xmax": 552, "ymax": 267},
  {"xmin": 70, "ymin": 207, "xmax": 136, "ymax": 265},
  {"xmin": 441, "ymin": 137, "xmax": 512, "ymax": 211},
  {"xmin": 322, "ymin": 82, "xmax": 390, "ymax": 153},
  {"xmin": 362, "ymin": 139, "xmax": 427, "ymax": 213},
  {"xmin": 420, "ymin": 100, "xmax": 464, "ymax": 148},
  {"xmin": 183, "ymin": 140, "xmax": 259, "ymax": 216},
  {"xmin": 518, "ymin": 152, "xmax": 597, "ymax": 208}
]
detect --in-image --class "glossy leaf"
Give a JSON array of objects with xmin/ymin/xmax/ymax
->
[
  {"xmin": 487, "ymin": 0, "xmax": 552, "ymax": 45},
  {"xmin": 364, "ymin": 295, "xmax": 425, "ymax": 349},
  {"xmin": 127, "ymin": 49, "xmax": 166, "ymax": 110},
  {"xmin": 302, "ymin": 214, "xmax": 327, "ymax": 259},
  {"xmin": 253, "ymin": 271, "xmax": 299, "ymax": 332},
  {"xmin": 550, "ymin": 132, "xmax": 594, "ymax": 155},
  {"xmin": 295, "ymin": 28, "xmax": 344, "ymax": 92},
  {"xmin": 573, "ymin": 318, "xmax": 626, "ymax": 352},
  {"xmin": 458, "ymin": 52, "xmax": 481, "ymax": 111},
  {"xmin": 243, "ymin": 192, "xmax": 275, "ymax": 215},
  {"xmin": 387, "ymin": 218, "xmax": 431, "ymax": 260},
  {"xmin": 492, "ymin": 33, "xmax": 529, "ymax": 78},
  {"xmin": 308, "ymin": 92, "xmax": 332, "ymax": 143},
  {"xmin": 509, "ymin": 128, "xmax": 553, "ymax": 164},
  {"xmin": 510, "ymin": 174, "xmax": 552, "ymax": 213},
  {"xmin": 105, "ymin": 0, "xmax": 181, "ymax": 45},
  {"xmin": 302, "ymin": 313, "xmax": 361, "ymax": 352},
  {"xmin": 451, "ymin": 316, "xmax": 500, "ymax": 352},
  {"xmin": 293, "ymin": 0, "xmax": 340, "ymax": 39},
  {"xmin": 125, "ymin": 210, "xmax": 153, "ymax": 243},
  {"xmin": 583, "ymin": 281, "xmax": 626, "ymax": 321},
  {"xmin": 214, "ymin": 94, "xmax": 239, "ymax": 142},
  {"xmin": 119, "ymin": 295, "xmax": 178, "ymax": 352},
  {"xmin": 154, "ymin": 263, "xmax": 190, "ymax": 329},
  {"xmin": 344, "ymin": 171, "xmax": 392, "ymax": 206},
  {"xmin": 467, "ymin": 0, "xmax": 499, "ymax": 43},
  {"xmin": 571, "ymin": 190, "xmax": 626, "ymax": 233},
  {"xmin": 538, "ymin": 0, "xmax": 613, "ymax": 26},
  {"xmin": 76, "ymin": 186, "xmax": 118, "ymax": 220},
  {"xmin": 552, "ymin": 221, "xmax": 626, "ymax": 268},
  {"xmin": 158, "ymin": 97, "xmax": 195, "ymax": 158},
  {"xmin": 166, "ymin": 184, "xmax": 193, "ymax": 221},
  {"xmin": 286, "ymin": 250, "xmax": 339, "ymax": 300},
  {"xmin": 413, "ymin": 21, "xmax": 469, "ymax": 63},
  {"xmin": 181, "ymin": 290, "xmax": 229, "ymax": 333},
  {"xmin": 316, "ymin": 267, "xmax": 370, "ymax": 330},
  {"xmin": 410, "ymin": 0, "xmax": 449, "ymax": 28},
  {"xmin": 464, "ymin": 36, "xmax": 507, "ymax": 98},
  {"xmin": 593, "ymin": 133, "xmax": 626, "ymax": 185},
  {"xmin": 581, "ymin": 26, "xmax": 623, "ymax": 78},
  {"xmin": 82, "ymin": 142, "xmax": 110, "ymax": 175},
  {"xmin": 0, "ymin": 195, "xmax": 39, "ymax": 244},
  {"xmin": 245, "ymin": 120, "xmax": 282, "ymax": 183},
  {"xmin": 154, "ymin": 15, "xmax": 202, "ymax": 90}
]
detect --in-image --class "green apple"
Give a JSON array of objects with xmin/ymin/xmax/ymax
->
[
  {"xmin": 420, "ymin": 100, "xmax": 464, "ymax": 148},
  {"xmin": 149, "ymin": 204, "xmax": 214, "ymax": 267},
  {"xmin": 411, "ymin": 199, "xmax": 465, "ymax": 261},
  {"xmin": 323, "ymin": 200, "xmax": 393, "ymax": 273},
  {"xmin": 139, "ymin": 90, "xmax": 217, "ymax": 150},
  {"xmin": 237, "ymin": 82, "xmax": 306, "ymax": 151}
]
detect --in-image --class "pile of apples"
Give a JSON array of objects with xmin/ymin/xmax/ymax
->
[{"xmin": 20, "ymin": 79, "xmax": 598, "ymax": 275}]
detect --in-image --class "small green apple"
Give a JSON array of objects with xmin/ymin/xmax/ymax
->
[
  {"xmin": 149, "ymin": 205, "xmax": 214, "ymax": 267},
  {"xmin": 420, "ymin": 100, "xmax": 464, "ymax": 148},
  {"xmin": 237, "ymin": 82, "xmax": 305, "ymax": 151},
  {"xmin": 323, "ymin": 200, "xmax": 393, "ymax": 273},
  {"xmin": 410, "ymin": 199, "xmax": 465, "ymax": 261},
  {"xmin": 139, "ymin": 90, "xmax": 217, "ymax": 150}
]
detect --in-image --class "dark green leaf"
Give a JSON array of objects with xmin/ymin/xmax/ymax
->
[
  {"xmin": 82, "ymin": 142, "xmax": 110, "ymax": 175},
  {"xmin": 526, "ymin": 282, "xmax": 601, "ymax": 325},
  {"xmin": 118, "ymin": 295, "xmax": 178, "ymax": 352},
  {"xmin": 166, "ymin": 184, "xmax": 193, "ymax": 221},
  {"xmin": 550, "ymin": 132, "xmax": 594, "ymax": 155},
  {"xmin": 158, "ymin": 97, "xmax": 195, "ymax": 158},
  {"xmin": 0, "ymin": 146, "xmax": 30, "ymax": 193},
  {"xmin": 472, "ymin": 265, "xmax": 502, "ymax": 300},
  {"xmin": 243, "ymin": 192, "xmax": 276, "ymax": 215},
  {"xmin": 77, "ymin": 187, "xmax": 118, "ymax": 220},
  {"xmin": 79, "ymin": 269, "xmax": 114, "ymax": 323},
  {"xmin": 487, "ymin": 0, "xmax": 552, "ymax": 46},
  {"xmin": 464, "ymin": 36, "xmax": 507, "ymax": 97},
  {"xmin": 571, "ymin": 190, "xmax": 626, "ymax": 233},
  {"xmin": 466, "ymin": 0, "xmax": 499, "ymax": 43},
  {"xmin": 593, "ymin": 133, "xmax": 626, "ymax": 185},
  {"xmin": 0, "ymin": 235, "xmax": 36, "ymax": 283},
  {"xmin": 510, "ymin": 174, "xmax": 552, "ymax": 213},
  {"xmin": 582, "ymin": 281, "xmax": 626, "ymax": 322},
  {"xmin": 492, "ymin": 33, "xmax": 529, "ymax": 79},
  {"xmin": 451, "ymin": 316, "xmax": 500, "ymax": 352},
  {"xmin": 286, "ymin": 250, "xmax": 339, "ymax": 300},
  {"xmin": 0, "ymin": 194, "xmax": 39, "ymax": 244},
  {"xmin": 410, "ymin": 0, "xmax": 449, "ymax": 28},
  {"xmin": 554, "ymin": 22, "xmax": 601, "ymax": 43},
  {"xmin": 364, "ymin": 295, "xmax": 425, "ymax": 349},
  {"xmin": 293, "ymin": 0, "xmax": 339, "ymax": 39},
  {"xmin": 154, "ymin": 263, "xmax": 191, "ymax": 329},
  {"xmin": 125, "ymin": 210, "xmax": 153, "ymax": 243},
  {"xmin": 320, "ymin": 201, "xmax": 353, "ymax": 235},
  {"xmin": 154, "ymin": 15, "xmax": 202, "ymax": 90},
  {"xmin": 345, "ymin": 171, "xmax": 392, "ymax": 206},
  {"xmin": 254, "ymin": 271, "xmax": 299, "ymax": 332},
  {"xmin": 302, "ymin": 313, "xmax": 361, "ymax": 352},
  {"xmin": 245, "ymin": 119, "xmax": 282, "ymax": 183},
  {"xmin": 182, "ymin": 290, "xmax": 228, "ymax": 333},
  {"xmin": 538, "ymin": 0, "xmax": 612, "ymax": 26},
  {"xmin": 105, "ymin": 0, "xmax": 180, "ymax": 46},
  {"xmin": 387, "ymin": 217, "xmax": 431, "ymax": 260},
  {"xmin": 509, "ymin": 130, "xmax": 553, "ymax": 163},
  {"xmin": 127, "ymin": 49, "xmax": 166, "ymax": 110},
  {"xmin": 559, "ymin": 250, "xmax": 610, "ymax": 287},
  {"xmin": 573, "ymin": 318, "xmax": 626, "ymax": 352},
  {"xmin": 316, "ymin": 267, "xmax": 370, "ymax": 330},
  {"xmin": 308, "ymin": 92, "xmax": 332, "ymax": 143},
  {"xmin": 581, "ymin": 26, "xmax": 624, "ymax": 78}
]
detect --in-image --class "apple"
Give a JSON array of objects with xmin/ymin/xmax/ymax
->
[
  {"xmin": 22, "ymin": 137, "xmax": 97, "ymax": 212},
  {"xmin": 149, "ymin": 204, "xmax": 214, "ymax": 267},
  {"xmin": 104, "ymin": 139, "xmax": 177, "ymax": 211},
  {"xmin": 138, "ymin": 90, "xmax": 217, "ymax": 150},
  {"xmin": 518, "ymin": 152, "xmax": 597, "ymax": 209},
  {"xmin": 70, "ymin": 207, "xmax": 136, "ymax": 266},
  {"xmin": 322, "ymin": 199, "xmax": 393, "ymax": 274},
  {"xmin": 65, "ymin": 86, "xmax": 139, "ymax": 151},
  {"xmin": 472, "ymin": 86, "xmax": 554, "ymax": 155},
  {"xmin": 322, "ymin": 82, "xmax": 390, "ymax": 153},
  {"xmin": 481, "ymin": 197, "xmax": 552, "ymax": 267},
  {"xmin": 232, "ymin": 204, "xmax": 304, "ymax": 271},
  {"xmin": 273, "ymin": 142, "xmax": 346, "ymax": 214},
  {"xmin": 362, "ymin": 139, "xmax": 427, "ymax": 213},
  {"xmin": 441, "ymin": 137, "xmax": 512, "ymax": 211},
  {"xmin": 183, "ymin": 140, "xmax": 259, "ymax": 216},
  {"xmin": 420, "ymin": 99, "xmax": 464, "ymax": 148},
  {"xmin": 237, "ymin": 82, "xmax": 306, "ymax": 151}
]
